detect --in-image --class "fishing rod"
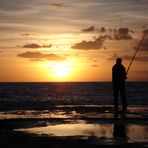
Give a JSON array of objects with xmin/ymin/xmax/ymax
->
[{"xmin": 126, "ymin": 30, "xmax": 147, "ymax": 75}]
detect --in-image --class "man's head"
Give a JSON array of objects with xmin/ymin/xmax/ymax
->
[{"xmin": 116, "ymin": 58, "xmax": 122, "ymax": 64}]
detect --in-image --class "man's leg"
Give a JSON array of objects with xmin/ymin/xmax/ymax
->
[
  {"xmin": 113, "ymin": 85, "xmax": 119, "ymax": 118},
  {"xmin": 120, "ymin": 85, "xmax": 127, "ymax": 118}
]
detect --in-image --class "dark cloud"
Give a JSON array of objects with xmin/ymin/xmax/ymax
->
[
  {"xmin": 81, "ymin": 26, "xmax": 133, "ymax": 40},
  {"xmin": 42, "ymin": 45, "xmax": 52, "ymax": 48},
  {"xmin": 140, "ymin": 38, "xmax": 148, "ymax": 51},
  {"xmin": 108, "ymin": 54, "xmax": 148, "ymax": 62},
  {"xmin": 51, "ymin": 3, "xmax": 64, "ymax": 7},
  {"xmin": 123, "ymin": 55, "xmax": 148, "ymax": 62},
  {"xmin": 20, "ymin": 33, "xmax": 35, "ymax": 36},
  {"xmin": 133, "ymin": 31, "xmax": 148, "ymax": 51},
  {"xmin": 82, "ymin": 26, "xmax": 106, "ymax": 33},
  {"xmin": 82, "ymin": 26, "xmax": 96, "ymax": 33},
  {"xmin": 90, "ymin": 64, "xmax": 99, "ymax": 67},
  {"xmin": 23, "ymin": 44, "xmax": 40, "ymax": 48},
  {"xmin": 135, "ymin": 70, "xmax": 148, "ymax": 74},
  {"xmin": 71, "ymin": 37, "xmax": 105, "ymax": 50},
  {"xmin": 100, "ymin": 27, "xmax": 106, "ymax": 33},
  {"xmin": 21, "ymin": 43, "xmax": 52, "ymax": 49},
  {"xmin": 92, "ymin": 59, "xmax": 98, "ymax": 62},
  {"xmin": 101, "ymin": 27, "xmax": 133, "ymax": 40},
  {"xmin": 113, "ymin": 28, "xmax": 133, "ymax": 40},
  {"xmin": 17, "ymin": 52, "xmax": 66, "ymax": 61}
]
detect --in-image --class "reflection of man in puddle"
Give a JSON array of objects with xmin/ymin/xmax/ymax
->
[{"xmin": 113, "ymin": 123, "xmax": 127, "ymax": 138}]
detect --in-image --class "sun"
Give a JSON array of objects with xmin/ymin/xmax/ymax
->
[{"xmin": 53, "ymin": 62, "xmax": 70, "ymax": 78}]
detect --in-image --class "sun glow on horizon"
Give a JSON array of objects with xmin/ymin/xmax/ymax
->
[{"xmin": 52, "ymin": 62, "xmax": 72, "ymax": 78}]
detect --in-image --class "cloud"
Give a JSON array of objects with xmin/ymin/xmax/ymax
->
[
  {"xmin": 51, "ymin": 3, "xmax": 64, "ymax": 7},
  {"xmin": 82, "ymin": 26, "xmax": 107, "ymax": 33},
  {"xmin": 17, "ymin": 52, "xmax": 66, "ymax": 61},
  {"xmin": 82, "ymin": 26, "xmax": 96, "ymax": 33},
  {"xmin": 71, "ymin": 37, "xmax": 105, "ymax": 50},
  {"xmin": 23, "ymin": 44, "xmax": 40, "ymax": 48},
  {"xmin": 112, "ymin": 28, "xmax": 133, "ymax": 40},
  {"xmin": 132, "ymin": 31, "xmax": 148, "ymax": 51},
  {"xmin": 81, "ymin": 26, "xmax": 133, "ymax": 40},
  {"xmin": 42, "ymin": 45, "xmax": 53, "ymax": 48},
  {"xmin": 101, "ymin": 27, "xmax": 133, "ymax": 40},
  {"xmin": 134, "ymin": 70, "xmax": 148, "ymax": 74},
  {"xmin": 108, "ymin": 54, "xmax": 148, "ymax": 62},
  {"xmin": 92, "ymin": 59, "xmax": 98, "ymax": 62},
  {"xmin": 90, "ymin": 64, "xmax": 99, "ymax": 67},
  {"xmin": 140, "ymin": 38, "xmax": 148, "ymax": 51},
  {"xmin": 123, "ymin": 55, "xmax": 148, "ymax": 62},
  {"xmin": 21, "ymin": 43, "xmax": 52, "ymax": 48},
  {"xmin": 99, "ymin": 27, "xmax": 106, "ymax": 33},
  {"xmin": 20, "ymin": 33, "xmax": 35, "ymax": 36}
]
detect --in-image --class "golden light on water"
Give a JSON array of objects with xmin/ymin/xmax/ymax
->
[{"xmin": 15, "ymin": 122, "xmax": 148, "ymax": 142}]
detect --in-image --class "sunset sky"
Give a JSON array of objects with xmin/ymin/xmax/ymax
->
[{"xmin": 0, "ymin": 0, "xmax": 148, "ymax": 82}]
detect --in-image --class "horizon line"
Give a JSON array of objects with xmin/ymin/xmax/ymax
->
[{"xmin": 0, "ymin": 81, "xmax": 148, "ymax": 83}]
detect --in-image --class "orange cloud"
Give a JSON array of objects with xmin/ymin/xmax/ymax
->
[
  {"xmin": 134, "ymin": 70, "xmax": 148, "ymax": 74},
  {"xmin": 123, "ymin": 55, "xmax": 148, "ymax": 62},
  {"xmin": 20, "ymin": 33, "xmax": 35, "ymax": 36},
  {"xmin": 140, "ymin": 39, "xmax": 148, "ymax": 51},
  {"xmin": 21, "ymin": 43, "xmax": 52, "ymax": 49},
  {"xmin": 108, "ymin": 54, "xmax": 148, "ymax": 62},
  {"xmin": 90, "ymin": 64, "xmax": 99, "ymax": 67},
  {"xmin": 81, "ymin": 26, "xmax": 133, "ymax": 40},
  {"xmin": 71, "ymin": 37, "xmax": 104, "ymax": 50},
  {"xmin": 51, "ymin": 3, "xmax": 63, "ymax": 7},
  {"xmin": 17, "ymin": 52, "xmax": 66, "ymax": 61},
  {"xmin": 113, "ymin": 28, "xmax": 133, "ymax": 40},
  {"xmin": 82, "ymin": 26, "xmax": 96, "ymax": 33}
]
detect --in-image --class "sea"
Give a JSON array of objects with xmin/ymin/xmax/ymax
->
[
  {"xmin": 0, "ymin": 82, "xmax": 148, "ymax": 144},
  {"xmin": 0, "ymin": 82, "xmax": 148, "ymax": 119}
]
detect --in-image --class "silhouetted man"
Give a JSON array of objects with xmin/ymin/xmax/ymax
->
[{"xmin": 112, "ymin": 58, "xmax": 127, "ymax": 118}]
